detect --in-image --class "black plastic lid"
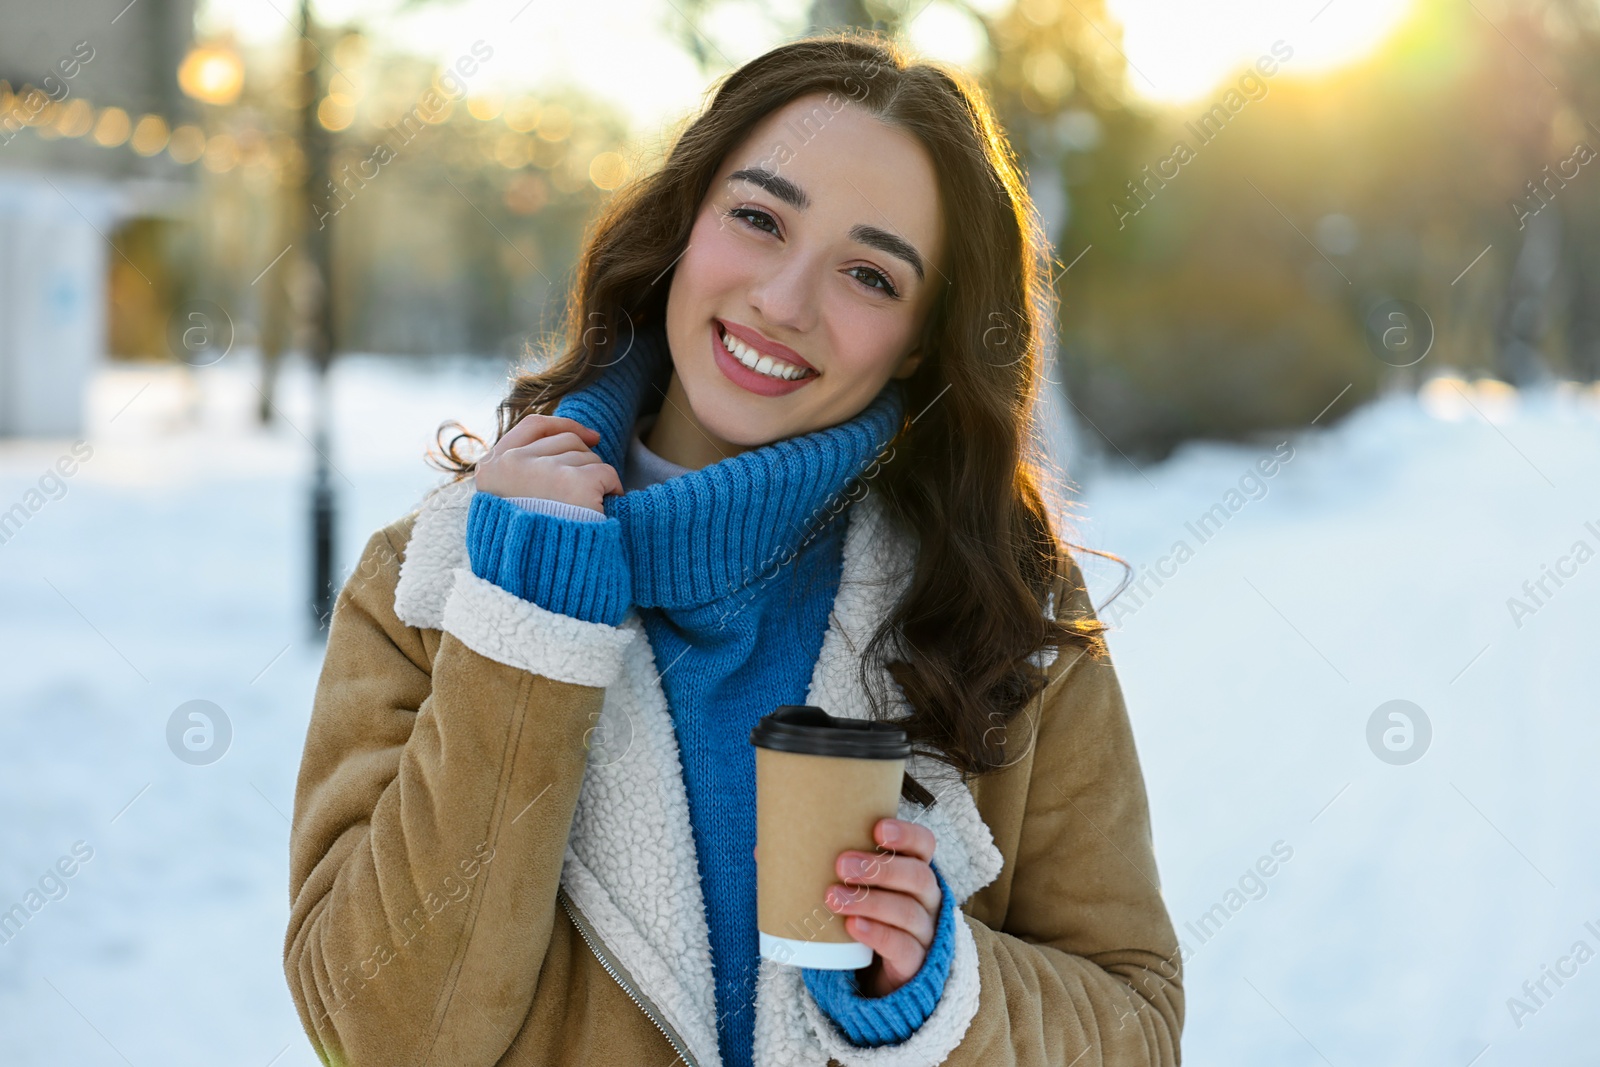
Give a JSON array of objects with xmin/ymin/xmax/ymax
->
[{"xmin": 749, "ymin": 705, "xmax": 911, "ymax": 760}]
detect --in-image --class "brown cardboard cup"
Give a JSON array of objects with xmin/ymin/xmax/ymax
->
[{"xmin": 749, "ymin": 705, "xmax": 909, "ymax": 970}]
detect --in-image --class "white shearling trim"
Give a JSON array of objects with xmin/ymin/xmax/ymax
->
[
  {"xmin": 394, "ymin": 476, "xmax": 476, "ymax": 629},
  {"xmin": 897, "ymin": 759, "xmax": 1004, "ymax": 909},
  {"xmin": 805, "ymin": 489, "xmax": 917, "ymax": 728},
  {"xmin": 560, "ymin": 617, "xmax": 721, "ymax": 1067},
  {"xmin": 753, "ymin": 948, "xmax": 831, "ymax": 1066},
  {"xmin": 784, "ymin": 912, "xmax": 983, "ymax": 1067},
  {"xmin": 439, "ymin": 566, "xmax": 634, "ymax": 688}
]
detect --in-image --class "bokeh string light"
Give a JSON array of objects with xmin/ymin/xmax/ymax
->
[{"xmin": 0, "ymin": 76, "xmax": 623, "ymax": 195}]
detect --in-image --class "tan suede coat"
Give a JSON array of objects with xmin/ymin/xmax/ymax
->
[{"xmin": 283, "ymin": 475, "xmax": 1184, "ymax": 1067}]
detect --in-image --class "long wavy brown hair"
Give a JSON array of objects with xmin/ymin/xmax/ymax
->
[{"xmin": 428, "ymin": 29, "xmax": 1112, "ymax": 799}]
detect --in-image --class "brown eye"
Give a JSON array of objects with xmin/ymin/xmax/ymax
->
[
  {"xmin": 848, "ymin": 265, "xmax": 899, "ymax": 298},
  {"xmin": 724, "ymin": 206, "xmax": 779, "ymax": 236}
]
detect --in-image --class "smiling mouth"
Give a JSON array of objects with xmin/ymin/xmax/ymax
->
[{"xmin": 717, "ymin": 325, "xmax": 817, "ymax": 382}]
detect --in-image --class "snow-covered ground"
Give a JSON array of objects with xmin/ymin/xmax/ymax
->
[{"xmin": 0, "ymin": 349, "xmax": 1594, "ymax": 1066}]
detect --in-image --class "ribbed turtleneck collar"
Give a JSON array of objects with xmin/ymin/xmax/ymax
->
[{"xmin": 552, "ymin": 318, "xmax": 905, "ymax": 610}]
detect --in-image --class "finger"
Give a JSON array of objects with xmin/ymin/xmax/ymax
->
[
  {"xmin": 511, "ymin": 413, "xmax": 601, "ymax": 449},
  {"xmin": 847, "ymin": 915, "xmax": 926, "ymax": 988},
  {"xmin": 570, "ymin": 464, "xmax": 623, "ymax": 512},
  {"xmin": 836, "ymin": 853, "xmax": 941, "ymax": 917},
  {"xmin": 598, "ymin": 462, "xmax": 624, "ymax": 499},
  {"xmin": 826, "ymin": 882, "xmax": 936, "ymax": 948},
  {"xmin": 478, "ymin": 445, "xmax": 571, "ymax": 482},
  {"xmin": 497, "ymin": 413, "xmax": 600, "ymax": 454},
  {"xmin": 544, "ymin": 449, "xmax": 606, "ymax": 467},
  {"xmin": 874, "ymin": 818, "xmax": 937, "ymax": 863},
  {"xmin": 510, "ymin": 431, "xmax": 596, "ymax": 459}
]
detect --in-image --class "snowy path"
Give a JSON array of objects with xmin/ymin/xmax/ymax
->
[
  {"xmin": 1074, "ymin": 382, "xmax": 1600, "ymax": 1067},
  {"xmin": 0, "ymin": 352, "xmax": 1594, "ymax": 1065}
]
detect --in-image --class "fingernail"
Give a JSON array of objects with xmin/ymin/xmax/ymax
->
[{"xmin": 880, "ymin": 821, "xmax": 897, "ymax": 844}]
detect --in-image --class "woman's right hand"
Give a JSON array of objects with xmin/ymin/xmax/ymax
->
[{"xmin": 473, "ymin": 413, "xmax": 624, "ymax": 515}]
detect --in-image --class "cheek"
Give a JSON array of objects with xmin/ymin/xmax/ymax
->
[
  {"xmin": 679, "ymin": 212, "xmax": 758, "ymax": 303},
  {"xmin": 825, "ymin": 308, "xmax": 916, "ymax": 383}
]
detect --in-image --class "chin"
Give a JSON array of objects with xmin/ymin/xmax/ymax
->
[
  {"xmin": 692, "ymin": 403, "xmax": 788, "ymax": 450},
  {"xmin": 685, "ymin": 374, "xmax": 807, "ymax": 448}
]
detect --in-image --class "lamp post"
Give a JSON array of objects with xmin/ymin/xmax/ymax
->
[
  {"xmin": 295, "ymin": 0, "xmax": 339, "ymax": 638},
  {"xmin": 178, "ymin": 25, "xmax": 337, "ymax": 638}
]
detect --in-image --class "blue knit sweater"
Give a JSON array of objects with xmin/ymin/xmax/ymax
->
[{"xmin": 464, "ymin": 320, "xmax": 958, "ymax": 1063}]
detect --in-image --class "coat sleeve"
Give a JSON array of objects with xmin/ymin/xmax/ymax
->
[
  {"xmin": 947, "ymin": 610, "xmax": 1185, "ymax": 1065},
  {"xmin": 282, "ymin": 520, "xmax": 636, "ymax": 1067}
]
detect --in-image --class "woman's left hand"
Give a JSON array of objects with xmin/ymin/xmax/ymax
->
[{"xmin": 824, "ymin": 817, "xmax": 941, "ymax": 997}]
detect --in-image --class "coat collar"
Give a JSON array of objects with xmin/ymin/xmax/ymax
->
[{"xmin": 394, "ymin": 475, "xmax": 1004, "ymax": 1066}]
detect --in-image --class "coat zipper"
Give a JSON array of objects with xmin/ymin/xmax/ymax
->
[{"xmin": 556, "ymin": 884, "xmax": 702, "ymax": 1067}]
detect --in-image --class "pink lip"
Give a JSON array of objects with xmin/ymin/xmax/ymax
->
[
  {"xmin": 716, "ymin": 319, "xmax": 817, "ymax": 372},
  {"xmin": 710, "ymin": 322, "xmax": 818, "ymax": 397}
]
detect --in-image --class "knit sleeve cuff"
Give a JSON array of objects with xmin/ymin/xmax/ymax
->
[
  {"xmin": 800, "ymin": 861, "xmax": 958, "ymax": 1048},
  {"xmin": 465, "ymin": 490, "xmax": 631, "ymax": 626}
]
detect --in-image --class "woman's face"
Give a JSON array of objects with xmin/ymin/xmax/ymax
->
[{"xmin": 663, "ymin": 91, "xmax": 946, "ymax": 450}]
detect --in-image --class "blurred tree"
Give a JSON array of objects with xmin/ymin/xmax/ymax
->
[
  {"xmin": 810, "ymin": 0, "xmax": 878, "ymax": 35},
  {"xmin": 1050, "ymin": 0, "xmax": 1600, "ymax": 458},
  {"xmin": 1512, "ymin": 0, "xmax": 1600, "ymax": 382}
]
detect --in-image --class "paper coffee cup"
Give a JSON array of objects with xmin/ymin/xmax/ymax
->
[{"xmin": 749, "ymin": 705, "xmax": 910, "ymax": 970}]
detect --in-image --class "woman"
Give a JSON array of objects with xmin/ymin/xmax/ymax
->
[{"xmin": 284, "ymin": 30, "xmax": 1182, "ymax": 1067}]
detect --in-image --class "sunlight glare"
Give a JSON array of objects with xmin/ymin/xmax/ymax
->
[{"xmin": 1104, "ymin": 0, "xmax": 1417, "ymax": 105}]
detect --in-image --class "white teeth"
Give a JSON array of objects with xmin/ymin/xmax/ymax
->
[{"xmin": 721, "ymin": 328, "xmax": 810, "ymax": 381}]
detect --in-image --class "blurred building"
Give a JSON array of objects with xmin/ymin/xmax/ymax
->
[{"xmin": 0, "ymin": 0, "xmax": 196, "ymax": 436}]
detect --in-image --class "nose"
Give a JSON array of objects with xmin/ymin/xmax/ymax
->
[{"xmin": 746, "ymin": 246, "xmax": 820, "ymax": 336}]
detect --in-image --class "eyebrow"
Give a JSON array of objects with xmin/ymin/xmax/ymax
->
[
  {"xmin": 728, "ymin": 167, "xmax": 809, "ymax": 210},
  {"xmin": 847, "ymin": 224, "xmax": 925, "ymax": 284},
  {"xmin": 726, "ymin": 166, "xmax": 927, "ymax": 283}
]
